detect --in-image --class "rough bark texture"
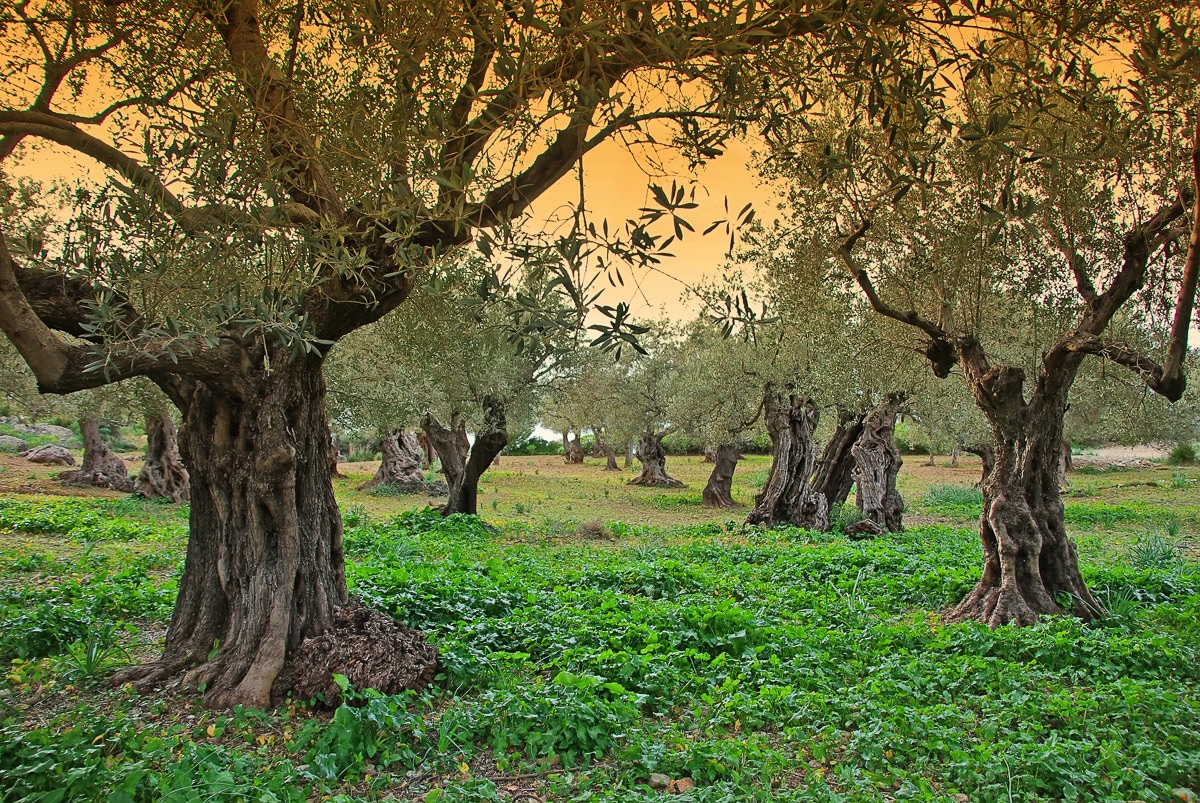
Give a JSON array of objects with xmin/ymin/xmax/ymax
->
[
  {"xmin": 963, "ymin": 443, "xmax": 995, "ymax": 484},
  {"xmin": 112, "ymin": 358, "xmax": 437, "ymax": 709},
  {"xmin": 1060, "ymin": 441, "xmax": 1073, "ymax": 476},
  {"xmin": 629, "ymin": 431, "xmax": 684, "ymax": 487},
  {"xmin": 746, "ymin": 394, "xmax": 828, "ymax": 531},
  {"xmin": 563, "ymin": 431, "xmax": 584, "ymax": 464},
  {"xmin": 948, "ymin": 350, "xmax": 1102, "ymax": 628},
  {"xmin": 415, "ymin": 431, "xmax": 434, "ymax": 468},
  {"xmin": 359, "ymin": 430, "xmax": 431, "ymax": 494},
  {"xmin": 60, "ymin": 416, "xmax": 133, "ymax": 492},
  {"xmin": 624, "ymin": 442, "xmax": 635, "ymax": 468},
  {"xmin": 811, "ymin": 410, "xmax": 864, "ymax": 510},
  {"xmin": 701, "ymin": 443, "xmax": 740, "ymax": 508},
  {"xmin": 600, "ymin": 443, "xmax": 619, "ymax": 471},
  {"xmin": 134, "ymin": 412, "xmax": 190, "ymax": 503},
  {"xmin": 426, "ymin": 401, "xmax": 507, "ymax": 515},
  {"xmin": 703, "ymin": 446, "xmax": 717, "ymax": 464},
  {"xmin": 851, "ymin": 398, "xmax": 904, "ymax": 533}
]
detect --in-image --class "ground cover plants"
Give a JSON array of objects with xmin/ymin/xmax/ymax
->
[{"xmin": 1, "ymin": 456, "xmax": 1198, "ymax": 802}]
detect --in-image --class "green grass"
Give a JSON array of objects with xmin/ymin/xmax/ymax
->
[{"xmin": 1, "ymin": 460, "xmax": 1199, "ymax": 802}]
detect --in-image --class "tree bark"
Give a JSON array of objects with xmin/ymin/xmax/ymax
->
[
  {"xmin": 811, "ymin": 410, "xmax": 864, "ymax": 510},
  {"xmin": 359, "ymin": 430, "xmax": 429, "ymax": 493},
  {"xmin": 746, "ymin": 394, "xmax": 828, "ymax": 531},
  {"xmin": 600, "ymin": 443, "xmax": 619, "ymax": 470},
  {"xmin": 113, "ymin": 358, "xmax": 436, "ymax": 708},
  {"xmin": 703, "ymin": 445, "xmax": 717, "ymax": 464},
  {"xmin": 950, "ymin": 445, "xmax": 960, "ymax": 467},
  {"xmin": 949, "ymin": 355, "xmax": 1102, "ymax": 627},
  {"xmin": 134, "ymin": 412, "xmax": 190, "ymax": 503},
  {"xmin": 628, "ymin": 431, "xmax": 684, "ymax": 487},
  {"xmin": 963, "ymin": 442, "xmax": 995, "ymax": 484},
  {"xmin": 424, "ymin": 404, "xmax": 506, "ymax": 515},
  {"xmin": 624, "ymin": 441, "xmax": 635, "ymax": 468},
  {"xmin": 327, "ymin": 436, "xmax": 342, "ymax": 478},
  {"xmin": 702, "ymin": 443, "xmax": 740, "ymax": 508},
  {"xmin": 563, "ymin": 430, "xmax": 584, "ymax": 464},
  {"xmin": 415, "ymin": 431, "xmax": 434, "ymax": 468},
  {"xmin": 60, "ymin": 415, "xmax": 133, "ymax": 492},
  {"xmin": 851, "ymin": 397, "xmax": 904, "ymax": 533},
  {"xmin": 1060, "ymin": 440, "xmax": 1073, "ymax": 476}
]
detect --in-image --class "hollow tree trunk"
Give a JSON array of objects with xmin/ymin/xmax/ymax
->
[
  {"xmin": 134, "ymin": 411, "xmax": 190, "ymax": 503},
  {"xmin": 113, "ymin": 358, "xmax": 436, "ymax": 708},
  {"xmin": 423, "ymin": 412, "xmax": 466, "ymax": 495},
  {"xmin": 443, "ymin": 397, "xmax": 507, "ymax": 515},
  {"xmin": 359, "ymin": 430, "xmax": 428, "ymax": 493},
  {"xmin": 949, "ymin": 373, "xmax": 1102, "ymax": 627},
  {"xmin": 702, "ymin": 443, "xmax": 740, "ymax": 508},
  {"xmin": 415, "ymin": 431, "xmax": 434, "ymax": 468},
  {"xmin": 851, "ymin": 397, "xmax": 904, "ymax": 533},
  {"xmin": 629, "ymin": 431, "xmax": 684, "ymax": 487},
  {"xmin": 563, "ymin": 430, "xmax": 584, "ymax": 464},
  {"xmin": 811, "ymin": 410, "xmax": 864, "ymax": 510},
  {"xmin": 60, "ymin": 415, "xmax": 133, "ymax": 492},
  {"xmin": 746, "ymin": 394, "xmax": 828, "ymax": 530}
]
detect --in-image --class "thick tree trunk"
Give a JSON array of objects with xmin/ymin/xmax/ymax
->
[
  {"xmin": 423, "ymin": 412, "xmax": 466, "ymax": 495},
  {"xmin": 702, "ymin": 443, "xmax": 740, "ymax": 508},
  {"xmin": 359, "ymin": 430, "xmax": 429, "ymax": 493},
  {"xmin": 113, "ymin": 358, "xmax": 436, "ymax": 708},
  {"xmin": 811, "ymin": 410, "xmax": 864, "ymax": 510},
  {"xmin": 746, "ymin": 394, "xmax": 828, "ymax": 530},
  {"xmin": 628, "ymin": 431, "xmax": 684, "ymax": 487},
  {"xmin": 624, "ymin": 441, "xmax": 635, "ymax": 468},
  {"xmin": 60, "ymin": 415, "xmax": 133, "ymax": 492},
  {"xmin": 134, "ymin": 412, "xmax": 190, "ymax": 503},
  {"xmin": 949, "ymin": 374, "xmax": 1102, "ymax": 627},
  {"xmin": 415, "ymin": 431, "xmax": 434, "ymax": 468},
  {"xmin": 851, "ymin": 398, "xmax": 904, "ymax": 533},
  {"xmin": 563, "ymin": 430, "xmax": 584, "ymax": 464},
  {"xmin": 443, "ymin": 398, "xmax": 507, "ymax": 515},
  {"xmin": 600, "ymin": 443, "xmax": 619, "ymax": 471}
]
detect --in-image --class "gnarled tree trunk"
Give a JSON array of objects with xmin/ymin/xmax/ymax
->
[
  {"xmin": 113, "ymin": 358, "xmax": 436, "ymax": 708},
  {"xmin": 702, "ymin": 443, "xmax": 740, "ymax": 508},
  {"xmin": 415, "ymin": 431, "xmax": 434, "ymax": 468},
  {"xmin": 963, "ymin": 442, "xmax": 995, "ymax": 484},
  {"xmin": 60, "ymin": 415, "xmax": 133, "ymax": 492},
  {"xmin": 811, "ymin": 410, "xmax": 864, "ymax": 510},
  {"xmin": 134, "ymin": 412, "xmax": 190, "ymax": 503},
  {"xmin": 746, "ymin": 394, "xmax": 828, "ymax": 531},
  {"xmin": 600, "ymin": 443, "xmax": 619, "ymax": 470},
  {"xmin": 563, "ymin": 430, "xmax": 584, "ymax": 464},
  {"xmin": 359, "ymin": 430, "xmax": 429, "ymax": 494},
  {"xmin": 425, "ymin": 402, "xmax": 507, "ymax": 515},
  {"xmin": 949, "ymin": 359, "xmax": 1101, "ymax": 627},
  {"xmin": 851, "ymin": 397, "xmax": 904, "ymax": 533},
  {"xmin": 629, "ymin": 431, "xmax": 684, "ymax": 487}
]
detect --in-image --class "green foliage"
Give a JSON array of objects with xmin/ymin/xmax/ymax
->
[
  {"xmin": 3, "ymin": 494, "xmax": 1199, "ymax": 801},
  {"xmin": 501, "ymin": 432, "xmax": 562, "ymax": 456},
  {"xmin": 921, "ymin": 484, "xmax": 984, "ymax": 515},
  {"xmin": 0, "ymin": 497, "xmax": 185, "ymax": 542},
  {"xmin": 1167, "ymin": 442, "xmax": 1196, "ymax": 465},
  {"xmin": 893, "ymin": 421, "xmax": 929, "ymax": 455},
  {"xmin": 828, "ymin": 502, "xmax": 865, "ymax": 533}
]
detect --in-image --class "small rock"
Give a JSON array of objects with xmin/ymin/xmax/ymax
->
[
  {"xmin": 648, "ymin": 773, "xmax": 671, "ymax": 790},
  {"xmin": 22, "ymin": 444, "xmax": 75, "ymax": 466},
  {"xmin": 1173, "ymin": 789, "xmax": 1197, "ymax": 803},
  {"xmin": 0, "ymin": 435, "xmax": 28, "ymax": 453},
  {"xmin": 670, "ymin": 778, "xmax": 695, "ymax": 794}
]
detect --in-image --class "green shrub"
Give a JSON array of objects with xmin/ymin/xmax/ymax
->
[
  {"xmin": 1167, "ymin": 442, "xmax": 1196, "ymax": 465},
  {"xmin": 922, "ymin": 484, "xmax": 983, "ymax": 514}
]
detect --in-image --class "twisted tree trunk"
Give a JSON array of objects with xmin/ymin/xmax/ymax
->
[
  {"xmin": 359, "ymin": 430, "xmax": 429, "ymax": 493},
  {"xmin": 425, "ymin": 402, "xmax": 507, "ymax": 515},
  {"xmin": 949, "ymin": 353, "xmax": 1102, "ymax": 627},
  {"xmin": 746, "ymin": 394, "xmax": 828, "ymax": 531},
  {"xmin": 563, "ymin": 430, "xmax": 584, "ymax": 464},
  {"xmin": 811, "ymin": 409, "xmax": 864, "ymax": 510},
  {"xmin": 60, "ymin": 415, "xmax": 133, "ymax": 492},
  {"xmin": 134, "ymin": 412, "xmax": 190, "ymax": 502},
  {"xmin": 629, "ymin": 431, "xmax": 684, "ymax": 487},
  {"xmin": 851, "ymin": 397, "xmax": 904, "ymax": 533},
  {"xmin": 701, "ymin": 443, "xmax": 740, "ymax": 508},
  {"xmin": 113, "ymin": 358, "xmax": 437, "ymax": 708}
]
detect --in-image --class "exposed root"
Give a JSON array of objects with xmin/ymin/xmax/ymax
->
[
  {"xmin": 272, "ymin": 598, "xmax": 438, "ymax": 707},
  {"xmin": 110, "ymin": 657, "xmax": 196, "ymax": 694}
]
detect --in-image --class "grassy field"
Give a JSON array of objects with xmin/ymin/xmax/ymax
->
[{"xmin": 1, "ymin": 454, "xmax": 1198, "ymax": 802}]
